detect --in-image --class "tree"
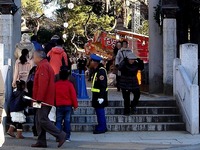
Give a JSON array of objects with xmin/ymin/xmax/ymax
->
[
  {"xmin": 21, "ymin": 0, "xmax": 44, "ymax": 35},
  {"xmin": 54, "ymin": 1, "xmax": 115, "ymax": 51},
  {"xmin": 22, "ymin": 0, "xmax": 43, "ymax": 17}
]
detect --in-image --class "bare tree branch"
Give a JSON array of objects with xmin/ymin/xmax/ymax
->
[
  {"xmin": 84, "ymin": 12, "xmax": 92, "ymax": 40},
  {"xmin": 71, "ymin": 31, "xmax": 79, "ymax": 52}
]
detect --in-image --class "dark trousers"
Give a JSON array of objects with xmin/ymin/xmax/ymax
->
[
  {"xmin": 32, "ymin": 108, "xmax": 38, "ymax": 136},
  {"xmin": 36, "ymin": 106, "xmax": 65, "ymax": 146},
  {"xmin": 116, "ymin": 75, "xmax": 120, "ymax": 91},
  {"xmin": 95, "ymin": 108, "xmax": 107, "ymax": 131},
  {"xmin": 56, "ymin": 106, "xmax": 72, "ymax": 140},
  {"xmin": 122, "ymin": 89, "xmax": 141, "ymax": 114}
]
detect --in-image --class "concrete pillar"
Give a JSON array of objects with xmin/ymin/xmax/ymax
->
[
  {"xmin": 148, "ymin": 0, "xmax": 163, "ymax": 93},
  {"xmin": 13, "ymin": 0, "xmax": 22, "ymax": 61},
  {"xmin": 0, "ymin": 15, "xmax": 13, "ymax": 102},
  {"xmin": 180, "ymin": 44, "xmax": 198, "ymax": 85},
  {"xmin": 0, "ymin": 15, "xmax": 13, "ymax": 65},
  {"xmin": 163, "ymin": 19, "xmax": 177, "ymax": 95}
]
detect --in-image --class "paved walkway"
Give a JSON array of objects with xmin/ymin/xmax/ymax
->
[{"xmin": 2, "ymin": 131, "xmax": 200, "ymax": 150}]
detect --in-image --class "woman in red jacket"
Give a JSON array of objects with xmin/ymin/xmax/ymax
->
[
  {"xmin": 47, "ymin": 39, "xmax": 68, "ymax": 75},
  {"xmin": 55, "ymin": 66, "xmax": 78, "ymax": 142}
]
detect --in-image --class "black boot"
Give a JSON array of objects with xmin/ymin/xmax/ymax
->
[
  {"xmin": 131, "ymin": 107, "xmax": 137, "ymax": 115},
  {"xmin": 124, "ymin": 108, "xmax": 130, "ymax": 116}
]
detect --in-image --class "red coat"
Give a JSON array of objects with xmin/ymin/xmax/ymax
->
[
  {"xmin": 55, "ymin": 80, "xmax": 78, "ymax": 108},
  {"xmin": 33, "ymin": 59, "xmax": 55, "ymax": 106},
  {"xmin": 47, "ymin": 47, "xmax": 68, "ymax": 75}
]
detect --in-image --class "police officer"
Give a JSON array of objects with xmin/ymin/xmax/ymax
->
[{"xmin": 90, "ymin": 54, "xmax": 108, "ymax": 134}]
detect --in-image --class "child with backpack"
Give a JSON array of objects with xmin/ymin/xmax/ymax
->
[{"xmin": 7, "ymin": 80, "xmax": 28, "ymax": 139}]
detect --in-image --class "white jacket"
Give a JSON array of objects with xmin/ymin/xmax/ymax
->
[{"xmin": 115, "ymin": 48, "xmax": 133, "ymax": 65}]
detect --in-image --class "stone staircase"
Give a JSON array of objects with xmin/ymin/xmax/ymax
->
[
  {"xmin": 70, "ymin": 99, "xmax": 185, "ymax": 132},
  {"xmin": 13, "ymin": 95, "xmax": 185, "ymax": 132}
]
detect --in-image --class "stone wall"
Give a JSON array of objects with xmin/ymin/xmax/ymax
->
[{"xmin": 173, "ymin": 43, "xmax": 199, "ymax": 134}]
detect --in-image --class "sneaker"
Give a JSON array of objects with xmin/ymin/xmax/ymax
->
[{"xmin": 66, "ymin": 139, "xmax": 71, "ymax": 142}]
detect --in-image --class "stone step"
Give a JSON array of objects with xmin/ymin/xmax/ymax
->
[
  {"xmin": 70, "ymin": 122, "xmax": 186, "ymax": 132},
  {"xmin": 25, "ymin": 114, "xmax": 182, "ymax": 124},
  {"xmin": 71, "ymin": 114, "xmax": 182, "ymax": 123},
  {"xmin": 78, "ymin": 100, "xmax": 177, "ymax": 107},
  {"xmin": 19, "ymin": 122, "xmax": 185, "ymax": 132},
  {"xmin": 74, "ymin": 107, "xmax": 179, "ymax": 115}
]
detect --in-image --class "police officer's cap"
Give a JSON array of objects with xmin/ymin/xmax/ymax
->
[{"xmin": 90, "ymin": 54, "xmax": 102, "ymax": 62}]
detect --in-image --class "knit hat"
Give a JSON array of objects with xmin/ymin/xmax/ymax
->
[
  {"xmin": 51, "ymin": 35, "xmax": 60, "ymax": 40},
  {"xmin": 21, "ymin": 33, "xmax": 31, "ymax": 42},
  {"xmin": 127, "ymin": 52, "xmax": 137, "ymax": 60}
]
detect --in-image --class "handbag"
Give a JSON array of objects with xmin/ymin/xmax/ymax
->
[{"xmin": 48, "ymin": 106, "xmax": 56, "ymax": 122}]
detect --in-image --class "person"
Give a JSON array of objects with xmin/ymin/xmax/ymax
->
[
  {"xmin": 90, "ymin": 54, "xmax": 108, "ymax": 134},
  {"xmin": 0, "ymin": 69, "xmax": 5, "ymax": 147},
  {"xmin": 7, "ymin": 80, "xmax": 28, "ymax": 139},
  {"xmin": 15, "ymin": 33, "xmax": 35, "ymax": 60},
  {"xmin": 12, "ymin": 49, "xmax": 34, "ymax": 88},
  {"xmin": 71, "ymin": 56, "xmax": 78, "ymax": 71},
  {"xmin": 31, "ymin": 50, "xmax": 66, "ymax": 148},
  {"xmin": 115, "ymin": 40, "xmax": 133, "ymax": 66},
  {"xmin": 55, "ymin": 66, "xmax": 78, "ymax": 142},
  {"xmin": 77, "ymin": 53, "xmax": 87, "ymax": 74},
  {"xmin": 118, "ymin": 52, "xmax": 144, "ymax": 116},
  {"xmin": 113, "ymin": 41, "xmax": 122, "ymax": 91},
  {"xmin": 87, "ymin": 58, "xmax": 94, "ymax": 82},
  {"xmin": 44, "ymin": 35, "xmax": 60, "ymax": 54},
  {"xmin": 47, "ymin": 38, "xmax": 68, "ymax": 75},
  {"xmin": 26, "ymin": 66, "xmax": 38, "ymax": 137},
  {"xmin": 113, "ymin": 41, "xmax": 122, "ymax": 57},
  {"xmin": 55, "ymin": 67, "xmax": 78, "ymax": 95},
  {"xmin": 31, "ymin": 35, "xmax": 43, "ymax": 51}
]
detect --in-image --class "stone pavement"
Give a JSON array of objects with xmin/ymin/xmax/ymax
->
[
  {"xmin": 87, "ymin": 88, "xmax": 174, "ymax": 101},
  {"xmin": 2, "ymin": 131, "xmax": 200, "ymax": 150}
]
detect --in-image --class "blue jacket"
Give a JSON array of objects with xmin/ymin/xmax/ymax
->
[{"xmin": 32, "ymin": 41, "xmax": 43, "ymax": 51}]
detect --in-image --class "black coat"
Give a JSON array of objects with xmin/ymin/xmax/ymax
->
[
  {"xmin": 10, "ymin": 90, "xmax": 28, "ymax": 112},
  {"xmin": 118, "ymin": 59, "xmax": 144, "ymax": 90},
  {"xmin": 92, "ymin": 64, "xmax": 108, "ymax": 108},
  {"xmin": 77, "ymin": 58, "xmax": 87, "ymax": 71}
]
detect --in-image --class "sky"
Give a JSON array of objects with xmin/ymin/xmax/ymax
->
[{"xmin": 43, "ymin": 0, "xmax": 59, "ymax": 18}]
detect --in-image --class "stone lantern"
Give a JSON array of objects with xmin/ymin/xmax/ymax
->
[
  {"xmin": 161, "ymin": 0, "xmax": 179, "ymax": 18},
  {"xmin": 0, "ymin": 0, "xmax": 16, "ymax": 15}
]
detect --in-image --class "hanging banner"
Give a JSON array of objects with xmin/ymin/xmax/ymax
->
[{"xmin": 84, "ymin": 30, "xmax": 149, "ymax": 62}]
